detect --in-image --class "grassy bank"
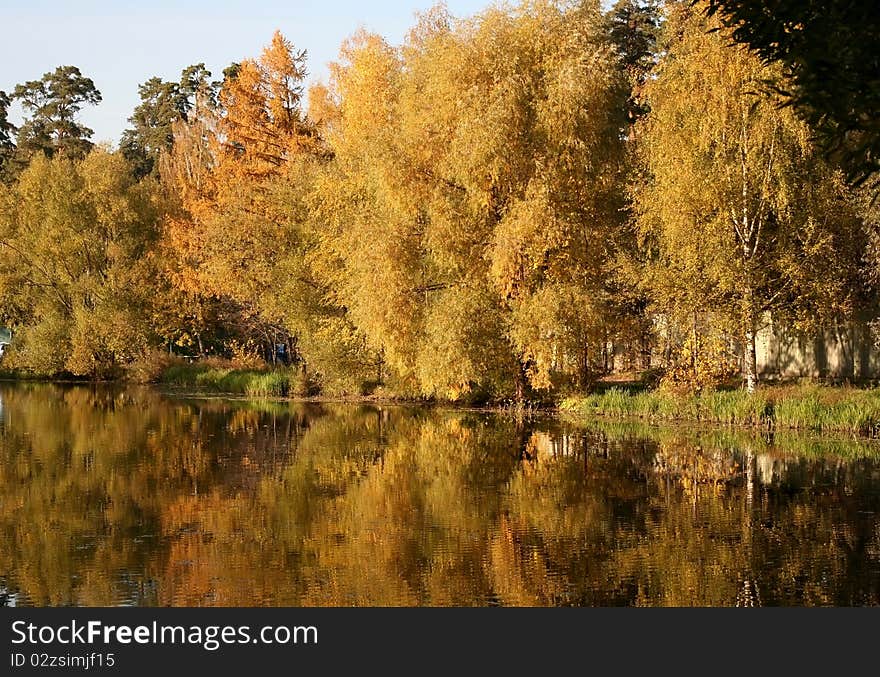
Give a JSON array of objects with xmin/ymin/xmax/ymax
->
[
  {"xmin": 160, "ymin": 362, "xmax": 318, "ymax": 398},
  {"xmin": 574, "ymin": 418, "xmax": 880, "ymax": 461},
  {"xmin": 560, "ymin": 386, "xmax": 880, "ymax": 436}
]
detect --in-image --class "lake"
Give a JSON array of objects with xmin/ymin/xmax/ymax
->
[{"xmin": 1, "ymin": 383, "xmax": 879, "ymax": 607}]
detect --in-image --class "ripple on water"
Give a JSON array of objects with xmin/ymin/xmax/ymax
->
[{"xmin": 1, "ymin": 383, "xmax": 879, "ymax": 606}]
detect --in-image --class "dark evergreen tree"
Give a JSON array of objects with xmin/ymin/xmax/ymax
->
[
  {"xmin": 608, "ymin": 0, "xmax": 663, "ymax": 122},
  {"xmin": 12, "ymin": 65, "xmax": 102, "ymax": 159},
  {"xmin": 120, "ymin": 63, "xmax": 216, "ymax": 178},
  {"xmin": 0, "ymin": 90, "xmax": 16, "ymax": 180},
  {"xmin": 703, "ymin": 0, "xmax": 880, "ymax": 187}
]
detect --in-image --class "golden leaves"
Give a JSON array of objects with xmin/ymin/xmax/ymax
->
[
  {"xmin": 314, "ymin": 2, "xmax": 629, "ymax": 396},
  {"xmin": 635, "ymin": 2, "xmax": 867, "ymax": 380}
]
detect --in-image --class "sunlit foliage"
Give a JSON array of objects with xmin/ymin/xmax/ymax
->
[
  {"xmin": 314, "ymin": 1, "xmax": 635, "ymax": 398},
  {"xmin": 0, "ymin": 152, "xmax": 158, "ymax": 376},
  {"xmin": 0, "ymin": 1, "xmax": 875, "ymax": 396},
  {"xmin": 635, "ymin": 2, "xmax": 869, "ymax": 392}
]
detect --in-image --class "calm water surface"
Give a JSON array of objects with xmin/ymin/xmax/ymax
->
[{"xmin": 1, "ymin": 383, "xmax": 879, "ymax": 607}]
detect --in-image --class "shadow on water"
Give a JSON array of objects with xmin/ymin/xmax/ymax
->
[{"xmin": 0, "ymin": 383, "xmax": 878, "ymax": 607}]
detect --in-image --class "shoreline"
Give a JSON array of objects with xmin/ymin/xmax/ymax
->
[
  {"xmin": 560, "ymin": 386, "xmax": 880, "ymax": 437},
  {"xmin": 6, "ymin": 372, "xmax": 880, "ymax": 442}
]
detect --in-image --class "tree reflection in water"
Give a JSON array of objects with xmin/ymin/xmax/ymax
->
[{"xmin": 0, "ymin": 384, "xmax": 878, "ymax": 607}]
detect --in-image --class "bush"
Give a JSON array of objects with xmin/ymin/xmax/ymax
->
[
  {"xmin": 292, "ymin": 371, "xmax": 321, "ymax": 397},
  {"xmin": 127, "ymin": 349, "xmax": 179, "ymax": 384}
]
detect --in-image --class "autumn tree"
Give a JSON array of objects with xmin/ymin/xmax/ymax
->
[
  {"xmin": 157, "ymin": 32, "xmax": 369, "ymax": 382},
  {"xmin": 635, "ymin": 2, "xmax": 868, "ymax": 391},
  {"xmin": 195, "ymin": 30, "xmax": 320, "ymax": 309},
  {"xmin": 315, "ymin": 1, "xmax": 632, "ymax": 399},
  {"xmin": 0, "ymin": 150, "xmax": 159, "ymax": 376},
  {"xmin": 152, "ymin": 84, "xmax": 275, "ymax": 360},
  {"xmin": 12, "ymin": 66, "xmax": 102, "ymax": 160},
  {"xmin": 216, "ymin": 31, "xmax": 316, "ymax": 173}
]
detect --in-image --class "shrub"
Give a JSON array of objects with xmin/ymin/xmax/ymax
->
[{"xmin": 127, "ymin": 349, "xmax": 179, "ymax": 384}]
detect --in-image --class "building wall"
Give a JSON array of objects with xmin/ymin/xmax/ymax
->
[{"xmin": 756, "ymin": 318, "xmax": 880, "ymax": 380}]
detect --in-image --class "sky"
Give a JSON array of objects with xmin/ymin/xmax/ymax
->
[{"xmin": 0, "ymin": 0, "xmax": 494, "ymax": 145}]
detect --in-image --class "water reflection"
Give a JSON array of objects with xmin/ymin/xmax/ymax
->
[{"xmin": 0, "ymin": 383, "xmax": 878, "ymax": 607}]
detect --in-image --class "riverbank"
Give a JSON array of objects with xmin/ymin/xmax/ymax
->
[
  {"xmin": 160, "ymin": 364, "xmax": 880, "ymax": 437},
  {"xmin": 8, "ymin": 359, "xmax": 880, "ymax": 437},
  {"xmin": 561, "ymin": 385, "xmax": 880, "ymax": 436},
  {"xmin": 159, "ymin": 362, "xmax": 318, "ymax": 398}
]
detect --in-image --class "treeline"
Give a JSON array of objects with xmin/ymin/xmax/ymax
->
[{"xmin": 0, "ymin": 0, "xmax": 876, "ymax": 399}]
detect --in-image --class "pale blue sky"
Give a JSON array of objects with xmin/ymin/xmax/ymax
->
[{"xmin": 0, "ymin": 1, "xmax": 495, "ymax": 144}]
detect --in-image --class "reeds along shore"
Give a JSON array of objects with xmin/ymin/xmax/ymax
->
[
  {"xmin": 159, "ymin": 359, "xmax": 880, "ymax": 438},
  {"xmin": 561, "ymin": 387, "xmax": 880, "ymax": 436},
  {"xmin": 159, "ymin": 363, "xmax": 319, "ymax": 398}
]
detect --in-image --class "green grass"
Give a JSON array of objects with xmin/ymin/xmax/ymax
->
[
  {"xmin": 566, "ymin": 417, "xmax": 880, "ymax": 462},
  {"xmin": 772, "ymin": 388, "xmax": 880, "ymax": 435},
  {"xmin": 245, "ymin": 371, "xmax": 291, "ymax": 398},
  {"xmin": 159, "ymin": 363, "xmax": 316, "ymax": 398},
  {"xmin": 560, "ymin": 385, "xmax": 880, "ymax": 436}
]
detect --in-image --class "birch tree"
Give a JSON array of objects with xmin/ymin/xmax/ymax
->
[{"xmin": 636, "ymin": 2, "xmax": 866, "ymax": 391}]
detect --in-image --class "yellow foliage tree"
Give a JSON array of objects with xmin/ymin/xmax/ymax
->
[
  {"xmin": 0, "ymin": 150, "xmax": 159, "ymax": 376},
  {"xmin": 636, "ymin": 2, "xmax": 867, "ymax": 392},
  {"xmin": 314, "ymin": 1, "xmax": 634, "ymax": 400}
]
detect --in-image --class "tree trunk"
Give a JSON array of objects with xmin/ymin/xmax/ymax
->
[
  {"xmin": 514, "ymin": 362, "xmax": 527, "ymax": 407},
  {"xmin": 744, "ymin": 326, "xmax": 758, "ymax": 393},
  {"xmin": 579, "ymin": 343, "xmax": 591, "ymax": 390},
  {"xmin": 743, "ymin": 290, "xmax": 758, "ymax": 393}
]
